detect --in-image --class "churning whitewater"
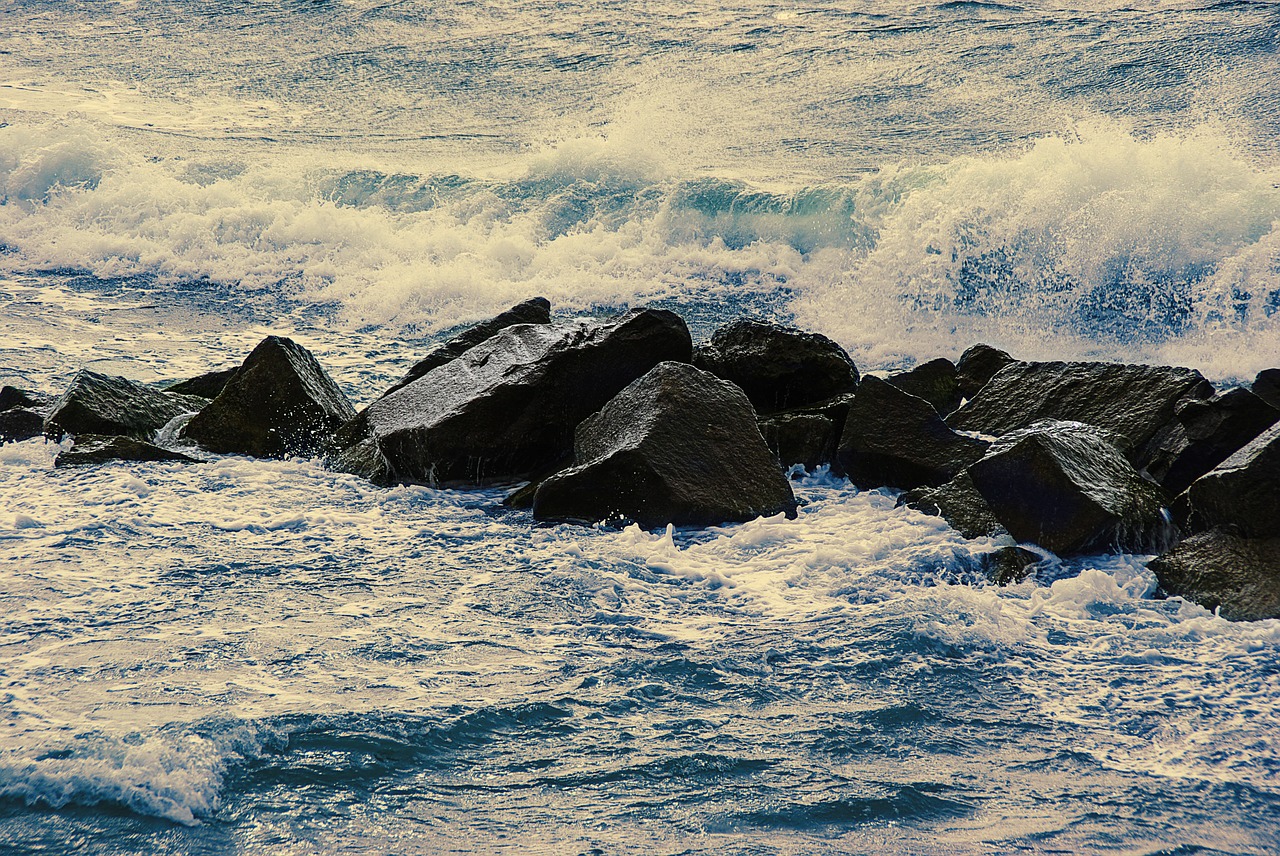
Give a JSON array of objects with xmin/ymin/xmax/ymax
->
[{"xmin": 2, "ymin": 1, "xmax": 1279, "ymax": 853}]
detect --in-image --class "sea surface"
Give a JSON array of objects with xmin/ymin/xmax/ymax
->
[{"xmin": 2, "ymin": 2, "xmax": 1280, "ymax": 853}]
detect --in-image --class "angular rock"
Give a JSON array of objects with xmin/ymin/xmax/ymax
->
[
  {"xmin": 955, "ymin": 343, "xmax": 1016, "ymax": 402},
  {"xmin": 183, "ymin": 336, "xmax": 356, "ymax": 458},
  {"xmin": 947, "ymin": 360, "xmax": 1213, "ymax": 467},
  {"xmin": 758, "ymin": 412, "xmax": 838, "ymax": 472},
  {"xmin": 887, "ymin": 358, "xmax": 961, "ymax": 416},
  {"xmin": 1176, "ymin": 421, "xmax": 1280, "ymax": 539},
  {"xmin": 693, "ymin": 319, "xmax": 858, "ymax": 414},
  {"xmin": 1142, "ymin": 388, "xmax": 1279, "ymax": 495},
  {"xmin": 166, "ymin": 367, "xmax": 239, "ymax": 399},
  {"xmin": 836, "ymin": 376, "xmax": 988, "ymax": 490},
  {"xmin": 1149, "ymin": 527, "xmax": 1280, "ymax": 621},
  {"xmin": 332, "ymin": 308, "xmax": 693, "ymax": 486},
  {"xmin": 1252, "ymin": 368, "xmax": 1280, "ymax": 410},
  {"xmin": 966, "ymin": 420, "xmax": 1173, "ymax": 555},
  {"xmin": 0, "ymin": 386, "xmax": 50, "ymax": 413},
  {"xmin": 0, "ymin": 408, "xmax": 44, "ymax": 445},
  {"xmin": 899, "ymin": 471, "xmax": 1003, "ymax": 540},
  {"xmin": 54, "ymin": 434, "xmax": 200, "ymax": 467},
  {"xmin": 382, "ymin": 297, "xmax": 552, "ymax": 398},
  {"xmin": 531, "ymin": 362, "xmax": 796, "ymax": 528},
  {"xmin": 45, "ymin": 371, "xmax": 205, "ymax": 441},
  {"xmin": 979, "ymin": 546, "xmax": 1042, "ymax": 586}
]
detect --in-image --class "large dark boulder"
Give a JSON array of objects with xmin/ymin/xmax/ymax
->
[
  {"xmin": 947, "ymin": 360, "xmax": 1213, "ymax": 468},
  {"xmin": 1176, "ymin": 421, "xmax": 1280, "ymax": 539},
  {"xmin": 531, "ymin": 362, "xmax": 796, "ymax": 528},
  {"xmin": 54, "ymin": 434, "xmax": 200, "ymax": 467},
  {"xmin": 166, "ymin": 367, "xmax": 239, "ymax": 399},
  {"xmin": 693, "ymin": 319, "xmax": 858, "ymax": 414},
  {"xmin": 45, "ymin": 371, "xmax": 205, "ymax": 441},
  {"xmin": 0, "ymin": 408, "xmax": 44, "ymax": 445},
  {"xmin": 756, "ymin": 394, "xmax": 855, "ymax": 472},
  {"xmin": 381, "ymin": 297, "xmax": 552, "ymax": 398},
  {"xmin": 955, "ymin": 344, "xmax": 1016, "ymax": 402},
  {"xmin": 835, "ymin": 376, "xmax": 988, "ymax": 490},
  {"xmin": 966, "ymin": 420, "xmax": 1173, "ymax": 555},
  {"xmin": 1142, "ymin": 388, "xmax": 1279, "ymax": 495},
  {"xmin": 886, "ymin": 358, "xmax": 962, "ymax": 416},
  {"xmin": 898, "ymin": 471, "xmax": 1003, "ymax": 540},
  {"xmin": 0, "ymin": 386, "xmax": 50, "ymax": 413},
  {"xmin": 1149, "ymin": 527, "xmax": 1280, "ymax": 621},
  {"xmin": 183, "ymin": 336, "xmax": 356, "ymax": 458},
  {"xmin": 1252, "ymin": 368, "xmax": 1280, "ymax": 410},
  {"xmin": 331, "ymin": 308, "xmax": 693, "ymax": 486}
]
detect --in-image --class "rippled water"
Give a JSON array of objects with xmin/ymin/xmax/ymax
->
[{"xmin": 2, "ymin": 1, "xmax": 1279, "ymax": 853}]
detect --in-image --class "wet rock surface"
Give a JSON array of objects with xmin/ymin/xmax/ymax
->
[
  {"xmin": 886, "ymin": 358, "xmax": 962, "ymax": 416},
  {"xmin": 531, "ymin": 362, "xmax": 796, "ymax": 528},
  {"xmin": 55, "ymin": 434, "xmax": 200, "ymax": 467},
  {"xmin": 955, "ymin": 343, "xmax": 1016, "ymax": 402},
  {"xmin": 693, "ymin": 319, "xmax": 858, "ymax": 414},
  {"xmin": 1251, "ymin": 368, "xmax": 1280, "ymax": 410},
  {"xmin": 183, "ymin": 336, "xmax": 356, "ymax": 458},
  {"xmin": 1149, "ymin": 527, "xmax": 1280, "ymax": 621},
  {"xmin": 1176, "ymin": 420, "xmax": 1280, "ymax": 539},
  {"xmin": 332, "ymin": 308, "xmax": 692, "ymax": 486},
  {"xmin": 0, "ymin": 386, "xmax": 51, "ymax": 413},
  {"xmin": 1143, "ymin": 388, "xmax": 1279, "ymax": 495},
  {"xmin": 0, "ymin": 408, "xmax": 44, "ymax": 445},
  {"xmin": 45, "ymin": 371, "xmax": 205, "ymax": 441},
  {"xmin": 165, "ymin": 367, "xmax": 240, "ymax": 399},
  {"xmin": 899, "ymin": 471, "xmax": 1003, "ymax": 540},
  {"xmin": 836, "ymin": 376, "xmax": 988, "ymax": 490}
]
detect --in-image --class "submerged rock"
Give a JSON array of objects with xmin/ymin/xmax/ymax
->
[
  {"xmin": 332, "ymin": 308, "xmax": 692, "ymax": 486},
  {"xmin": 183, "ymin": 336, "xmax": 356, "ymax": 458},
  {"xmin": 966, "ymin": 420, "xmax": 1173, "ymax": 556},
  {"xmin": 899, "ymin": 471, "xmax": 1003, "ymax": 540},
  {"xmin": 693, "ymin": 319, "xmax": 858, "ymax": 414},
  {"xmin": 55, "ymin": 434, "xmax": 200, "ymax": 467},
  {"xmin": 0, "ymin": 408, "xmax": 44, "ymax": 445},
  {"xmin": 45, "ymin": 371, "xmax": 205, "ymax": 441},
  {"xmin": 886, "ymin": 358, "xmax": 961, "ymax": 416},
  {"xmin": 947, "ymin": 360, "xmax": 1213, "ymax": 467},
  {"xmin": 531, "ymin": 362, "xmax": 796, "ymax": 528},
  {"xmin": 382, "ymin": 297, "xmax": 552, "ymax": 398},
  {"xmin": 1149, "ymin": 527, "xmax": 1280, "ymax": 621},
  {"xmin": 165, "ymin": 367, "xmax": 240, "ymax": 399},
  {"xmin": 955, "ymin": 343, "xmax": 1016, "ymax": 402},
  {"xmin": 1142, "ymin": 388, "xmax": 1279, "ymax": 495},
  {"xmin": 979, "ymin": 546, "xmax": 1042, "ymax": 586},
  {"xmin": 836, "ymin": 376, "xmax": 988, "ymax": 490},
  {"xmin": 1176, "ymin": 421, "xmax": 1280, "ymax": 539}
]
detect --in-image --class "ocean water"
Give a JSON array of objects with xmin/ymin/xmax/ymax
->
[{"xmin": 2, "ymin": 1, "xmax": 1280, "ymax": 853}]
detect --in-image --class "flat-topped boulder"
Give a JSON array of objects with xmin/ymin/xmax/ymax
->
[
  {"xmin": 886, "ymin": 358, "xmax": 961, "ymax": 416},
  {"xmin": 966, "ymin": 420, "xmax": 1173, "ymax": 555},
  {"xmin": 693, "ymin": 319, "xmax": 858, "ymax": 414},
  {"xmin": 1149, "ymin": 527, "xmax": 1280, "ymax": 621},
  {"xmin": 183, "ymin": 336, "xmax": 356, "ymax": 458},
  {"xmin": 1143, "ymin": 388, "xmax": 1278, "ymax": 495},
  {"xmin": 54, "ymin": 434, "xmax": 200, "ymax": 468},
  {"xmin": 947, "ymin": 360, "xmax": 1213, "ymax": 467},
  {"xmin": 531, "ymin": 362, "xmax": 796, "ymax": 528},
  {"xmin": 331, "ymin": 308, "xmax": 693, "ymax": 486},
  {"xmin": 836, "ymin": 376, "xmax": 988, "ymax": 490},
  {"xmin": 45, "ymin": 371, "xmax": 206, "ymax": 441},
  {"xmin": 1176, "ymin": 420, "xmax": 1280, "ymax": 539},
  {"xmin": 955, "ymin": 343, "xmax": 1016, "ymax": 401},
  {"xmin": 0, "ymin": 408, "xmax": 44, "ymax": 445},
  {"xmin": 165, "ymin": 367, "xmax": 239, "ymax": 399},
  {"xmin": 382, "ymin": 297, "xmax": 552, "ymax": 398}
]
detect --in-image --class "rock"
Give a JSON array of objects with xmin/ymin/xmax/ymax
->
[
  {"xmin": 530, "ymin": 362, "xmax": 796, "ymax": 528},
  {"xmin": 1176, "ymin": 421, "xmax": 1280, "ymax": 539},
  {"xmin": 1142, "ymin": 388, "xmax": 1279, "ymax": 495},
  {"xmin": 947, "ymin": 360, "xmax": 1213, "ymax": 467},
  {"xmin": 0, "ymin": 386, "xmax": 50, "ymax": 413},
  {"xmin": 979, "ymin": 546, "xmax": 1042, "ymax": 586},
  {"xmin": 332, "ymin": 308, "xmax": 693, "ymax": 486},
  {"xmin": 1252, "ymin": 368, "xmax": 1280, "ymax": 410},
  {"xmin": 54, "ymin": 434, "xmax": 200, "ymax": 467},
  {"xmin": 45, "ymin": 371, "xmax": 205, "ymax": 441},
  {"xmin": 886, "ymin": 358, "xmax": 962, "ymax": 415},
  {"xmin": 955, "ymin": 344, "xmax": 1016, "ymax": 401},
  {"xmin": 836, "ymin": 376, "xmax": 988, "ymax": 490},
  {"xmin": 758, "ymin": 412, "xmax": 839, "ymax": 472},
  {"xmin": 165, "ymin": 367, "xmax": 239, "ymax": 399},
  {"xmin": 898, "ymin": 471, "xmax": 1003, "ymax": 540},
  {"xmin": 183, "ymin": 336, "xmax": 356, "ymax": 458},
  {"xmin": 1149, "ymin": 527, "xmax": 1280, "ymax": 621},
  {"xmin": 966, "ymin": 420, "xmax": 1174, "ymax": 555},
  {"xmin": 382, "ymin": 297, "xmax": 552, "ymax": 398},
  {"xmin": 0, "ymin": 408, "xmax": 44, "ymax": 445},
  {"xmin": 693, "ymin": 319, "xmax": 858, "ymax": 414}
]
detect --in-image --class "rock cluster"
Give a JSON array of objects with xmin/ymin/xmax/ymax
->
[{"xmin": 11, "ymin": 299, "xmax": 1280, "ymax": 620}]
